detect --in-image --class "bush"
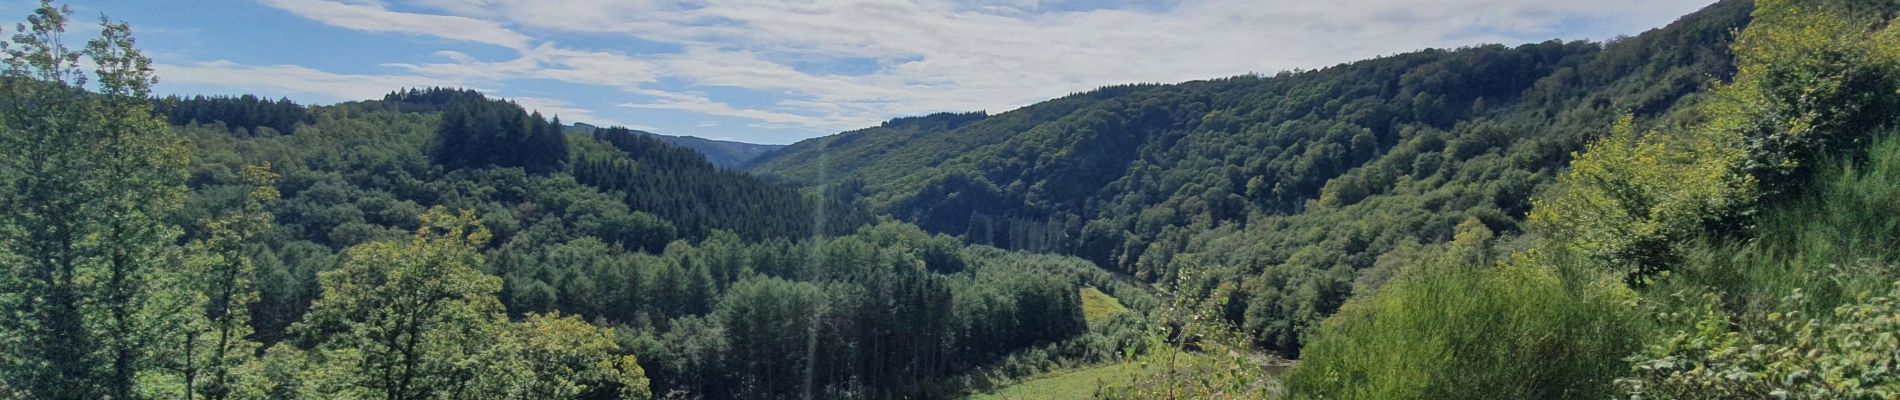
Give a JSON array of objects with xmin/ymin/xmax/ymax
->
[
  {"xmin": 1528, "ymin": 116, "xmax": 1752, "ymax": 284},
  {"xmin": 1288, "ymin": 223, "xmax": 1645, "ymax": 399},
  {"xmin": 1622, "ymin": 135, "xmax": 1900, "ymax": 399},
  {"xmin": 1620, "ymin": 285, "xmax": 1900, "ymax": 399}
]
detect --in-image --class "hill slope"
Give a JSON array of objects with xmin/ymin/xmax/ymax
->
[
  {"xmin": 158, "ymin": 90, "xmax": 1117, "ymax": 399},
  {"xmin": 751, "ymin": 0, "xmax": 1754, "ymax": 353},
  {"xmin": 567, "ymin": 122, "xmax": 783, "ymax": 169}
]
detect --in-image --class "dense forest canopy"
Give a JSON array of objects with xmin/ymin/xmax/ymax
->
[
  {"xmin": 12, "ymin": 0, "xmax": 1900, "ymax": 399},
  {"xmin": 751, "ymin": 0, "xmax": 1756, "ymax": 355},
  {"xmin": 154, "ymin": 95, "xmax": 311, "ymax": 137},
  {"xmin": 0, "ymin": 1, "xmax": 1144, "ymax": 398}
]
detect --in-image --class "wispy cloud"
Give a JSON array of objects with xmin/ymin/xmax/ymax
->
[
  {"xmin": 189, "ymin": 0, "xmax": 1715, "ymax": 140},
  {"xmin": 258, "ymin": 0, "xmax": 533, "ymax": 49},
  {"xmin": 511, "ymin": 96, "xmax": 628, "ymax": 127},
  {"xmin": 620, "ymin": 89, "xmax": 845, "ymax": 130},
  {"xmin": 156, "ymin": 60, "xmax": 463, "ymax": 101}
]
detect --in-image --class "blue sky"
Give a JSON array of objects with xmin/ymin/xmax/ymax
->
[{"xmin": 16, "ymin": 0, "xmax": 1715, "ymax": 144}]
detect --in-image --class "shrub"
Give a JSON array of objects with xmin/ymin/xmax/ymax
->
[
  {"xmin": 1288, "ymin": 223, "xmax": 1645, "ymax": 399},
  {"xmin": 1620, "ymin": 285, "xmax": 1900, "ymax": 399}
]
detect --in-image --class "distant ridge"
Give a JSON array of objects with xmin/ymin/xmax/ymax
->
[{"xmin": 565, "ymin": 122, "xmax": 783, "ymax": 169}]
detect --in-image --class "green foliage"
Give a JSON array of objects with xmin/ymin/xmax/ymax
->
[
  {"xmin": 1080, "ymin": 287, "xmax": 1128, "ymax": 324},
  {"xmin": 1287, "ymin": 224, "xmax": 1645, "ymax": 399},
  {"xmin": 0, "ymin": 3, "xmax": 188, "ymax": 397},
  {"xmin": 1286, "ymin": 3, "xmax": 1900, "ymax": 399},
  {"xmin": 1722, "ymin": 134, "xmax": 1900, "ymax": 313},
  {"xmin": 1460, "ymin": 3, "xmax": 1900, "ymax": 400},
  {"xmin": 746, "ymin": 111, "xmax": 988, "ymax": 183},
  {"xmin": 487, "ymin": 312, "xmax": 652, "ymax": 400},
  {"xmin": 1532, "ymin": 0, "xmax": 1900, "ymax": 285},
  {"xmin": 280, "ymin": 208, "xmax": 654, "ymax": 399},
  {"xmin": 564, "ymin": 123, "xmax": 782, "ymax": 170},
  {"xmin": 1093, "ymin": 351, "xmax": 1282, "ymax": 400},
  {"xmin": 154, "ymin": 94, "xmax": 309, "ymax": 136},
  {"xmin": 576, "ymin": 126, "xmax": 872, "ymax": 240},
  {"xmin": 750, "ymin": 0, "xmax": 1756, "ymax": 353},
  {"xmin": 291, "ymin": 207, "xmax": 506, "ymax": 399},
  {"xmin": 1621, "ymin": 287, "xmax": 1900, "ymax": 399},
  {"xmin": 0, "ymin": 2, "xmax": 1125, "ymax": 399},
  {"xmin": 967, "ymin": 360, "xmax": 1156, "ymax": 400},
  {"xmin": 172, "ymin": 91, "xmax": 1105, "ymax": 398},
  {"xmin": 711, "ymin": 277, "xmax": 829, "ymax": 398},
  {"xmin": 1529, "ymin": 116, "xmax": 1752, "ymax": 283},
  {"xmin": 1722, "ymin": 0, "xmax": 1900, "ymax": 197},
  {"xmin": 615, "ymin": 228, "xmax": 1108, "ymax": 399},
  {"xmin": 30, "ymin": 0, "xmax": 1900, "ymax": 398},
  {"xmin": 1618, "ymin": 133, "xmax": 1900, "ymax": 399},
  {"xmin": 1092, "ymin": 262, "xmax": 1284, "ymax": 400},
  {"xmin": 140, "ymin": 163, "xmax": 280, "ymax": 400},
  {"xmin": 421, "ymin": 88, "xmax": 569, "ymax": 174}
]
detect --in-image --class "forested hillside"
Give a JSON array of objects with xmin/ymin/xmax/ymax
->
[
  {"xmin": 752, "ymin": 0, "xmax": 1755, "ymax": 355},
  {"xmin": 13, "ymin": 0, "xmax": 1900, "ymax": 399},
  {"xmin": 158, "ymin": 87, "xmax": 1129, "ymax": 399},
  {"xmin": 566, "ymin": 123, "xmax": 783, "ymax": 170},
  {"xmin": 747, "ymin": 111, "xmax": 990, "ymax": 181},
  {"xmin": 0, "ymin": 4, "xmax": 1140, "ymax": 398}
]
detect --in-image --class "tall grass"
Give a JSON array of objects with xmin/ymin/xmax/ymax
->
[
  {"xmin": 1286, "ymin": 244, "xmax": 1644, "ymax": 399},
  {"xmin": 1662, "ymin": 133, "xmax": 1900, "ymax": 321}
]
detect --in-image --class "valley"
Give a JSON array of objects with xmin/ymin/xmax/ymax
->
[{"xmin": 5, "ymin": 0, "xmax": 1900, "ymax": 399}]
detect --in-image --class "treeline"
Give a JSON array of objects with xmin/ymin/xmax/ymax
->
[
  {"xmin": 576, "ymin": 126, "xmax": 874, "ymax": 240},
  {"xmin": 564, "ymin": 123, "xmax": 785, "ymax": 170},
  {"xmin": 154, "ymin": 94, "xmax": 310, "ymax": 135},
  {"xmin": 423, "ymin": 88, "xmax": 570, "ymax": 174}
]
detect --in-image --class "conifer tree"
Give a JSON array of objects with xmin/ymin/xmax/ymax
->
[{"xmin": 0, "ymin": 2, "xmax": 186, "ymax": 397}]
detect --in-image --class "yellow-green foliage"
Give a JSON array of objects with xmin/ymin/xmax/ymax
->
[
  {"xmin": 1529, "ymin": 115, "xmax": 1752, "ymax": 282},
  {"xmin": 1091, "ymin": 349, "xmax": 1282, "ymax": 400},
  {"xmin": 1622, "ymin": 285, "xmax": 1900, "ymax": 399},
  {"xmin": 1287, "ymin": 223, "xmax": 1645, "ymax": 399},
  {"xmin": 967, "ymin": 361, "xmax": 1166, "ymax": 400},
  {"xmin": 1080, "ymin": 287, "xmax": 1129, "ymax": 324},
  {"xmin": 1544, "ymin": 2, "xmax": 1900, "ymax": 398},
  {"xmin": 292, "ymin": 207, "xmax": 508, "ymax": 399},
  {"xmin": 137, "ymin": 164, "xmax": 282, "ymax": 399},
  {"xmin": 1533, "ymin": 0, "xmax": 1900, "ymax": 283},
  {"xmin": 1619, "ymin": 134, "xmax": 1900, "ymax": 399},
  {"xmin": 482, "ymin": 312, "xmax": 652, "ymax": 400},
  {"xmin": 1683, "ymin": 134, "xmax": 1900, "ymax": 316},
  {"xmin": 1091, "ymin": 265, "xmax": 1283, "ymax": 400},
  {"xmin": 288, "ymin": 208, "xmax": 654, "ymax": 399},
  {"xmin": 1718, "ymin": 0, "xmax": 1900, "ymax": 193}
]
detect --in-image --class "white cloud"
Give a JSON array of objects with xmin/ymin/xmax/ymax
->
[
  {"xmin": 620, "ymin": 90, "xmax": 843, "ymax": 130},
  {"xmin": 381, "ymin": 46, "xmax": 664, "ymax": 93},
  {"xmin": 510, "ymin": 96, "xmax": 626, "ymax": 127},
  {"xmin": 156, "ymin": 60, "xmax": 463, "ymax": 102},
  {"xmin": 229, "ymin": 0, "xmax": 1718, "ymax": 138},
  {"xmin": 257, "ymin": 0, "xmax": 533, "ymax": 50}
]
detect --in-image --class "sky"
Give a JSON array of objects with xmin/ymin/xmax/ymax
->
[{"xmin": 14, "ymin": 0, "xmax": 1717, "ymax": 144}]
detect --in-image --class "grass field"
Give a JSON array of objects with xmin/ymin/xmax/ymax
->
[
  {"xmin": 1079, "ymin": 287, "xmax": 1128, "ymax": 324},
  {"xmin": 965, "ymin": 351, "xmax": 1272, "ymax": 400},
  {"xmin": 966, "ymin": 287, "xmax": 1287, "ymax": 399},
  {"xmin": 963, "ymin": 362, "xmax": 1150, "ymax": 400}
]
